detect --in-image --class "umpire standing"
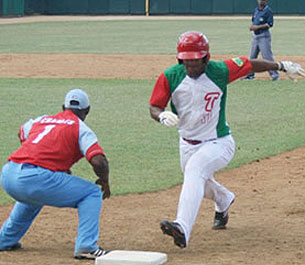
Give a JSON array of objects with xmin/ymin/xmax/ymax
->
[{"xmin": 244, "ymin": 0, "xmax": 279, "ymax": 81}]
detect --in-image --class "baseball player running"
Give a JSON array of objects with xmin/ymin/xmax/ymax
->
[
  {"xmin": 149, "ymin": 31, "xmax": 305, "ymax": 248},
  {"xmin": 0, "ymin": 89, "xmax": 110, "ymax": 259}
]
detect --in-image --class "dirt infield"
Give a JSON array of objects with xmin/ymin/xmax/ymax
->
[
  {"xmin": 1, "ymin": 54, "xmax": 305, "ymax": 80},
  {"xmin": 0, "ymin": 53, "xmax": 304, "ymax": 265},
  {"xmin": 0, "ymin": 146, "xmax": 305, "ymax": 265},
  {"xmin": 0, "ymin": 16, "xmax": 305, "ymax": 265}
]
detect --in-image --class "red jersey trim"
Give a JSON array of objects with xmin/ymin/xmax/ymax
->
[
  {"xmin": 149, "ymin": 73, "xmax": 171, "ymax": 109},
  {"xmin": 86, "ymin": 142, "xmax": 104, "ymax": 162},
  {"xmin": 224, "ymin": 57, "xmax": 252, "ymax": 83}
]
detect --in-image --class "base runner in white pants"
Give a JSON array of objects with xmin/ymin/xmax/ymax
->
[{"xmin": 149, "ymin": 31, "xmax": 305, "ymax": 248}]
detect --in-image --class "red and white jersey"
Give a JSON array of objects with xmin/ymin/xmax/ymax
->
[
  {"xmin": 9, "ymin": 110, "xmax": 104, "ymax": 171},
  {"xmin": 150, "ymin": 57, "xmax": 252, "ymax": 141}
]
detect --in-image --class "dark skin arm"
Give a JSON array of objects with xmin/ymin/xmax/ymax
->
[
  {"xmin": 250, "ymin": 59, "xmax": 279, "ymax": 73},
  {"xmin": 149, "ymin": 105, "xmax": 164, "ymax": 123},
  {"xmin": 250, "ymin": 24, "xmax": 269, "ymax": 31},
  {"xmin": 90, "ymin": 154, "xmax": 111, "ymax": 199}
]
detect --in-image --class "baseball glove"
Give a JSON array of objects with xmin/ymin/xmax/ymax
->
[
  {"xmin": 158, "ymin": 111, "xmax": 179, "ymax": 127},
  {"xmin": 278, "ymin": 61, "xmax": 305, "ymax": 82}
]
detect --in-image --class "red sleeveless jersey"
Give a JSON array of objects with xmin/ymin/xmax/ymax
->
[{"xmin": 9, "ymin": 110, "xmax": 104, "ymax": 171}]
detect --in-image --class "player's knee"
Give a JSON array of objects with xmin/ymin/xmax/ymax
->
[
  {"xmin": 184, "ymin": 165, "xmax": 207, "ymax": 181},
  {"xmin": 184, "ymin": 161, "xmax": 213, "ymax": 181},
  {"xmin": 91, "ymin": 185, "xmax": 102, "ymax": 201}
]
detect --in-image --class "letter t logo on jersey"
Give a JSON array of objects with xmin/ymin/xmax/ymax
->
[{"xmin": 204, "ymin": 92, "xmax": 220, "ymax": 112}]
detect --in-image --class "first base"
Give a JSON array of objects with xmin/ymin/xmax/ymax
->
[{"xmin": 95, "ymin": 250, "xmax": 167, "ymax": 265}]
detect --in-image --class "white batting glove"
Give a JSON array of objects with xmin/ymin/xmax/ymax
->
[
  {"xmin": 158, "ymin": 111, "xmax": 179, "ymax": 127},
  {"xmin": 278, "ymin": 61, "xmax": 305, "ymax": 82}
]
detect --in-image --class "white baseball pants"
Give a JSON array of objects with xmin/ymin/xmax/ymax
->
[{"xmin": 175, "ymin": 135, "xmax": 235, "ymax": 245}]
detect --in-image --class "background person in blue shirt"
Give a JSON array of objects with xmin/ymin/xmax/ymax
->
[{"xmin": 244, "ymin": 0, "xmax": 279, "ymax": 81}]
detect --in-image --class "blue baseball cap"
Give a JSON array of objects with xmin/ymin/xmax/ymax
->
[{"xmin": 64, "ymin": 89, "xmax": 90, "ymax": 110}]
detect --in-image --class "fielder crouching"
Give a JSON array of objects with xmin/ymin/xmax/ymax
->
[{"xmin": 0, "ymin": 89, "xmax": 110, "ymax": 260}]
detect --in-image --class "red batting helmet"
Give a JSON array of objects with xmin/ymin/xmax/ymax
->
[{"xmin": 177, "ymin": 31, "xmax": 210, "ymax": 61}]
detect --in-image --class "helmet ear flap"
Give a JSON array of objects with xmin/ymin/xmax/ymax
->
[
  {"xmin": 201, "ymin": 53, "xmax": 210, "ymax": 66},
  {"xmin": 205, "ymin": 53, "xmax": 211, "ymax": 63}
]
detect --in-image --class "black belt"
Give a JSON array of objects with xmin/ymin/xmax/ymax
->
[
  {"xmin": 183, "ymin": 138, "xmax": 217, "ymax": 145},
  {"xmin": 21, "ymin": 163, "xmax": 37, "ymax": 169},
  {"xmin": 183, "ymin": 138, "xmax": 202, "ymax": 145},
  {"xmin": 254, "ymin": 30, "xmax": 268, "ymax": 35}
]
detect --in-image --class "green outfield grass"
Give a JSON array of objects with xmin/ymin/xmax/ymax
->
[
  {"xmin": 1, "ymin": 78, "xmax": 305, "ymax": 204},
  {"xmin": 0, "ymin": 19, "xmax": 305, "ymax": 55},
  {"xmin": 0, "ymin": 18, "xmax": 305, "ymax": 205}
]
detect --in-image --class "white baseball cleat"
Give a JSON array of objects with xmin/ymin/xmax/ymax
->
[{"xmin": 74, "ymin": 246, "xmax": 109, "ymax": 260}]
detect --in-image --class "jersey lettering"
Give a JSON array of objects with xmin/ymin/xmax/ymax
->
[
  {"xmin": 40, "ymin": 117, "xmax": 75, "ymax": 125},
  {"xmin": 32, "ymin": 125, "xmax": 56, "ymax": 144},
  {"xmin": 204, "ymin": 92, "xmax": 220, "ymax": 112},
  {"xmin": 200, "ymin": 112, "xmax": 212, "ymax": 125}
]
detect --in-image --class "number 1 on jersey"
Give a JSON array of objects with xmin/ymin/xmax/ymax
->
[{"xmin": 32, "ymin": 125, "xmax": 56, "ymax": 144}]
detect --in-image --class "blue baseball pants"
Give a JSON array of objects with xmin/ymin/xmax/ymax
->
[
  {"xmin": 249, "ymin": 31, "xmax": 279, "ymax": 79},
  {"xmin": 0, "ymin": 161, "xmax": 103, "ymax": 254}
]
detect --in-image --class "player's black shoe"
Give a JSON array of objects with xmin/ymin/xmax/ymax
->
[
  {"xmin": 213, "ymin": 199, "xmax": 235, "ymax": 230},
  {"xmin": 0, "ymin": 242, "xmax": 22, "ymax": 251},
  {"xmin": 160, "ymin": 220, "xmax": 186, "ymax": 248},
  {"xmin": 213, "ymin": 211, "xmax": 229, "ymax": 230},
  {"xmin": 74, "ymin": 246, "xmax": 110, "ymax": 260}
]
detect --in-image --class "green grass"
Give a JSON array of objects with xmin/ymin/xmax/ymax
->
[
  {"xmin": 228, "ymin": 79, "xmax": 305, "ymax": 166},
  {"xmin": 0, "ymin": 79, "xmax": 181, "ymax": 204},
  {"xmin": 1, "ymin": 78, "xmax": 305, "ymax": 204},
  {"xmin": 0, "ymin": 18, "xmax": 305, "ymax": 205},
  {"xmin": 0, "ymin": 19, "xmax": 304, "ymax": 54}
]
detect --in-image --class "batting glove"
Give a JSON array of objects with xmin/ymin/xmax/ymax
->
[
  {"xmin": 158, "ymin": 111, "xmax": 179, "ymax": 127},
  {"xmin": 278, "ymin": 61, "xmax": 305, "ymax": 82}
]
